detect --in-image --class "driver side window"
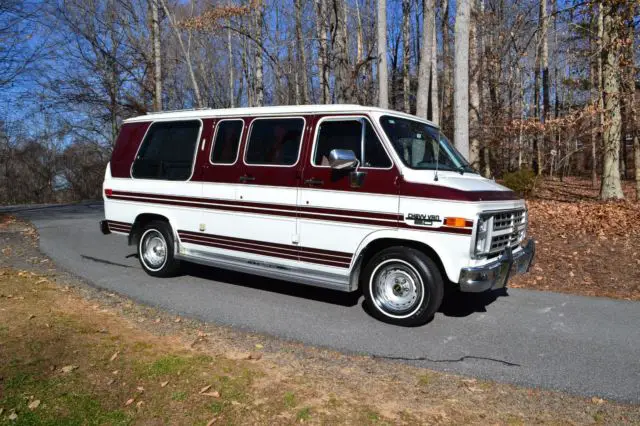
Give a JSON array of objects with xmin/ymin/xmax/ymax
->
[{"xmin": 313, "ymin": 118, "xmax": 391, "ymax": 168}]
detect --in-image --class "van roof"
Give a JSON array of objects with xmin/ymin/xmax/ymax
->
[{"xmin": 123, "ymin": 104, "xmax": 438, "ymax": 126}]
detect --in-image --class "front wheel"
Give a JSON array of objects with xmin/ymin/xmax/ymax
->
[
  {"xmin": 362, "ymin": 247, "xmax": 444, "ymax": 326},
  {"xmin": 138, "ymin": 220, "xmax": 181, "ymax": 277}
]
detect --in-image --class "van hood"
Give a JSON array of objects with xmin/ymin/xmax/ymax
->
[
  {"xmin": 400, "ymin": 169, "xmax": 519, "ymax": 202},
  {"xmin": 402, "ymin": 169, "xmax": 512, "ymax": 192}
]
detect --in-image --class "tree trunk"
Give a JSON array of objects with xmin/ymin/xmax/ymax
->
[
  {"xmin": 150, "ymin": 0, "xmax": 162, "ymax": 112},
  {"xmin": 402, "ymin": 0, "xmax": 411, "ymax": 113},
  {"xmin": 416, "ymin": 0, "xmax": 434, "ymax": 119},
  {"xmin": 468, "ymin": 3, "xmax": 480, "ymax": 167},
  {"xmin": 295, "ymin": 0, "xmax": 309, "ymax": 104},
  {"xmin": 599, "ymin": 1, "xmax": 624, "ymax": 200},
  {"xmin": 540, "ymin": 0, "xmax": 549, "ymax": 176},
  {"xmin": 441, "ymin": 0, "xmax": 452, "ymax": 129},
  {"xmin": 158, "ymin": 0, "xmax": 203, "ymax": 108},
  {"xmin": 254, "ymin": 4, "xmax": 265, "ymax": 106},
  {"xmin": 227, "ymin": 23, "xmax": 235, "ymax": 108},
  {"xmin": 315, "ymin": 0, "xmax": 330, "ymax": 103},
  {"xmin": 454, "ymin": 0, "xmax": 471, "ymax": 158},
  {"xmin": 334, "ymin": 0, "xmax": 351, "ymax": 103},
  {"xmin": 589, "ymin": 17, "xmax": 598, "ymax": 187},
  {"xmin": 377, "ymin": 0, "xmax": 388, "ymax": 108},
  {"xmin": 430, "ymin": 16, "xmax": 439, "ymax": 126}
]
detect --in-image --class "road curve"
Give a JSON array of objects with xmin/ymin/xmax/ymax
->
[{"xmin": 14, "ymin": 204, "xmax": 640, "ymax": 403}]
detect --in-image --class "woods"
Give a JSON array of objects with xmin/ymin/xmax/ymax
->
[{"xmin": 0, "ymin": 0, "xmax": 638, "ymax": 204}]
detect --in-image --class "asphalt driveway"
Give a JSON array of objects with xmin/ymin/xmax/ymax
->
[{"xmin": 12, "ymin": 203, "xmax": 640, "ymax": 403}]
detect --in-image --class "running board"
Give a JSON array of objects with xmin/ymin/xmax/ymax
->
[{"xmin": 175, "ymin": 247, "xmax": 352, "ymax": 292}]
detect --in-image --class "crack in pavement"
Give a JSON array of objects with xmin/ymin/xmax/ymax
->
[
  {"xmin": 372, "ymin": 354, "xmax": 521, "ymax": 367},
  {"xmin": 81, "ymin": 255, "xmax": 133, "ymax": 268}
]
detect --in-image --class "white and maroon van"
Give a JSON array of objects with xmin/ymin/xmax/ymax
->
[{"xmin": 101, "ymin": 105, "xmax": 534, "ymax": 326}]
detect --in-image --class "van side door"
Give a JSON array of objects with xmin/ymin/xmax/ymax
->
[
  {"xmin": 297, "ymin": 115, "xmax": 401, "ymax": 271},
  {"xmin": 230, "ymin": 116, "xmax": 308, "ymax": 265}
]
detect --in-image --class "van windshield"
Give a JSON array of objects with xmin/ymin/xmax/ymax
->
[{"xmin": 379, "ymin": 115, "xmax": 476, "ymax": 173}]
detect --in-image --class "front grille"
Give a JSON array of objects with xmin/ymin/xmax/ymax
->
[{"xmin": 487, "ymin": 209, "xmax": 526, "ymax": 255}]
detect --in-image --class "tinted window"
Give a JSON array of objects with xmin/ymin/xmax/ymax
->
[
  {"xmin": 245, "ymin": 118, "xmax": 304, "ymax": 165},
  {"xmin": 379, "ymin": 115, "xmax": 474, "ymax": 173},
  {"xmin": 313, "ymin": 119, "xmax": 391, "ymax": 168},
  {"xmin": 132, "ymin": 120, "xmax": 200, "ymax": 180},
  {"xmin": 211, "ymin": 120, "xmax": 243, "ymax": 164}
]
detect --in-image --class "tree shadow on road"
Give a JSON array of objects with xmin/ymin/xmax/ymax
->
[
  {"xmin": 180, "ymin": 260, "xmax": 506, "ymax": 319},
  {"xmin": 181, "ymin": 261, "xmax": 361, "ymax": 307}
]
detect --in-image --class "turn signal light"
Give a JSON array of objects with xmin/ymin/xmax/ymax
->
[
  {"xmin": 444, "ymin": 217, "xmax": 473, "ymax": 228},
  {"xmin": 104, "ymin": 188, "xmax": 113, "ymax": 197}
]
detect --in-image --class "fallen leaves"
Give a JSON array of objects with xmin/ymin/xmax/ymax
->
[
  {"xmin": 160, "ymin": 381, "xmax": 169, "ymax": 388},
  {"xmin": 28, "ymin": 399, "xmax": 41, "ymax": 410},
  {"xmin": 109, "ymin": 351, "xmax": 120, "ymax": 362},
  {"xmin": 199, "ymin": 384, "xmax": 220, "ymax": 398},
  {"xmin": 60, "ymin": 365, "xmax": 78, "ymax": 374},
  {"xmin": 125, "ymin": 398, "xmax": 135, "ymax": 406}
]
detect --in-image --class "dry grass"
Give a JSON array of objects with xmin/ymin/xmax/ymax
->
[{"xmin": 1, "ymin": 268, "xmax": 639, "ymax": 425}]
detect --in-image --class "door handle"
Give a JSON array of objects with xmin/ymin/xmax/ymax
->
[
  {"xmin": 239, "ymin": 175, "xmax": 255, "ymax": 183},
  {"xmin": 304, "ymin": 178, "xmax": 324, "ymax": 186}
]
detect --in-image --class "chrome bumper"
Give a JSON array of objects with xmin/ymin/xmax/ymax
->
[{"xmin": 459, "ymin": 239, "xmax": 535, "ymax": 292}]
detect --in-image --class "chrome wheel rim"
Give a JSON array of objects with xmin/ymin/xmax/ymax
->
[
  {"xmin": 141, "ymin": 230, "xmax": 167, "ymax": 271},
  {"xmin": 370, "ymin": 259, "xmax": 424, "ymax": 318}
]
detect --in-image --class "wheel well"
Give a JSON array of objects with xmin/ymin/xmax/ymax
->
[
  {"xmin": 352, "ymin": 238, "xmax": 448, "ymax": 289},
  {"xmin": 128, "ymin": 213, "xmax": 170, "ymax": 246}
]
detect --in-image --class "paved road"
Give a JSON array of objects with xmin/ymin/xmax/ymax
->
[{"xmin": 14, "ymin": 204, "xmax": 640, "ymax": 403}]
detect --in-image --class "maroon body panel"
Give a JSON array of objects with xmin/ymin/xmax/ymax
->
[
  {"xmin": 110, "ymin": 122, "xmax": 151, "ymax": 178},
  {"xmin": 400, "ymin": 181, "xmax": 519, "ymax": 202},
  {"xmin": 105, "ymin": 190, "xmax": 471, "ymax": 235},
  {"xmin": 108, "ymin": 113, "xmax": 518, "ymax": 203}
]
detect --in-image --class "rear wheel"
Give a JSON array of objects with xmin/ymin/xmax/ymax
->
[
  {"xmin": 362, "ymin": 247, "xmax": 443, "ymax": 326},
  {"xmin": 138, "ymin": 220, "xmax": 180, "ymax": 277}
]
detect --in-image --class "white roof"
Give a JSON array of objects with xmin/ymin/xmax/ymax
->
[{"xmin": 124, "ymin": 104, "xmax": 437, "ymax": 126}]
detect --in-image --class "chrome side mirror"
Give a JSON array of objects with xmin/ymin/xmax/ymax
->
[{"xmin": 328, "ymin": 149, "xmax": 359, "ymax": 170}]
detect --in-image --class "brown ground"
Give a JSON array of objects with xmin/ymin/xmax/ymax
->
[
  {"xmin": 509, "ymin": 178, "xmax": 640, "ymax": 301},
  {"xmin": 1, "ymin": 213, "xmax": 639, "ymax": 424}
]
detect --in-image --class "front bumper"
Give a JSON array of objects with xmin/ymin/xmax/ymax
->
[{"xmin": 458, "ymin": 239, "xmax": 535, "ymax": 292}]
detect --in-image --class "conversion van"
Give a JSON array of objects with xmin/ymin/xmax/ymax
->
[{"xmin": 100, "ymin": 105, "xmax": 534, "ymax": 326}]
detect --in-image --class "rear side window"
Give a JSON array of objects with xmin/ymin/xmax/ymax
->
[
  {"xmin": 313, "ymin": 119, "xmax": 391, "ymax": 168},
  {"xmin": 132, "ymin": 121, "xmax": 200, "ymax": 180},
  {"xmin": 211, "ymin": 120, "xmax": 243, "ymax": 164},
  {"xmin": 245, "ymin": 118, "xmax": 304, "ymax": 166}
]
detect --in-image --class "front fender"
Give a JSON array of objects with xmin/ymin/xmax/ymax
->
[{"xmin": 349, "ymin": 228, "xmax": 472, "ymax": 287}]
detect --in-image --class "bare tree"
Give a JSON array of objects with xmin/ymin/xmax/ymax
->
[
  {"xmin": 416, "ymin": 0, "xmax": 434, "ymax": 119},
  {"xmin": 150, "ymin": 0, "xmax": 162, "ymax": 111},
  {"xmin": 469, "ymin": 1, "xmax": 480, "ymax": 167},
  {"xmin": 429, "ymin": 12, "xmax": 439, "ymax": 126},
  {"xmin": 158, "ymin": 0, "xmax": 204, "ymax": 108},
  {"xmin": 227, "ymin": 22, "xmax": 235, "ymax": 107},
  {"xmin": 540, "ymin": 0, "xmax": 549, "ymax": 176},
  {"xmin": 294, "ymin": 0, "xmax": 309, "ymax": 104},
  {"xmin": 377, "ymin": 0, "xmax": 388, "ymax": 108},
  {"xmin": 599, "ymin": 0, "xmax": 624, "ymax": 200},
  {"xmin": 402, "ymin": 0, "xmax": 411, "ymax": 112},
  {"xmin": 315, "ymin": 0, "xmax": 330, "ymax": 103},
  {"xmin": 254, "ymin": 4, "xmax": 265, "ymax": 106},
  {"xmin": 454, "ymin": 0, "xmax": 471, "ymax": 158}
]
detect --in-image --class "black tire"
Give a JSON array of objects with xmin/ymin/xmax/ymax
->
[
  {"xmin": 362, "ymin": 246, "xmax": 444, "ymax": 326},
  {"xmin": 137, "ymin": 220, "xmax": 181, "ymax": 277}
]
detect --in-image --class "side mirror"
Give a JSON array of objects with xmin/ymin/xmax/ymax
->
[{"xmin": 328, "ymin": 149, "xmax": 359, "ymax": 170}]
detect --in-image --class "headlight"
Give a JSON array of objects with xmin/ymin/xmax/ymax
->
[{"xmin": 474, "ymin": 215, "xmax": 490, "ymax": 256}]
